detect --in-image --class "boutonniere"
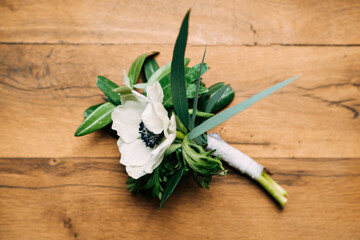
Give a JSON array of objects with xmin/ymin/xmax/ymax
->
[{"xmin": 75, "ymin": 10, "xmax": 298, "ymax": 208}]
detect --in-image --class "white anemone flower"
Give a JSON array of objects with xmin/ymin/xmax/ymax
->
[{"xmin": 111, "ymin": 82, "xmax": 176, "ymax": 179}]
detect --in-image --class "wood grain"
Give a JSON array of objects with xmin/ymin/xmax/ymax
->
[
  {"xmin": 1, "ymin": 157, "xmax": 359, "ymax": 239},
  {"xmin": 1, "ymin": 1, "xmax": 360, "ymax": 239},
  {"xmin": 0, "ymin": 0, "xmax": 360, "ymax": 45},
  {"xmin": 0, "ymin": 45, "xmax": 359, "ymax": 158}
]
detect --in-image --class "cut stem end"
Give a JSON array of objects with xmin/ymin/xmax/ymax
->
[{"xmin": 256, "ymin": 172, "xmax": 288, "ymax": 207}]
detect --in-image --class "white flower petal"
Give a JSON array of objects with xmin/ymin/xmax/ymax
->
[
  {"xmin": 124, "ymin": 100, "xmax": 146, "ymax": 114},
  {"xmin": 117, "ymin": 137, "xmax": 124, "ymax": 148},
  {"xmin": 146, "ymin": 81, "xmax": 164, "ymax": 103},
  {"xmin": 153, "ymin": 102, "xmax": 170, "ymax": 132},
  {"xmin": 120, "ymin": 139, "xmax": 151, "ymax": 167},
  {"xmin": 111, "ymin": 101, "xmax": 144, "ymax": 143},
  {"xmin": 120, "ymin": 92, "xmax": 137, "ymax": 105},
  {"xmin": 151, "ymin": 115, "xmax": 176, "ymax": 156},
  {"xmin": 169, "ymin": 114, "xmax": 176, "ymax": 132},
  {"xmin": 113, "ymin": 82, "xmax": 177, "ymax": 178},
  {"xmin": 125, "ymin": 165, "xmax": 147, "ymax": 179},
  {"xmin": 144, "ymin": 153, "xmax": 163, "ymax": 174},
  {"xmin": 132, "ymin": 90, "xmax": 149, "ymax": 103},
  {"xmin": 141, "ymin": 103, "xmax": 168, "ymax": 134}
]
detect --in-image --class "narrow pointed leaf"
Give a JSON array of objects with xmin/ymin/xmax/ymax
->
[
  {"xmin": 188, "ymin": 75, "xmax": 299, "ymax": 139},
  {"xmin": 128, "ymin": 51, "xmax": 158, "ymax": 87},
  {"xmin": 211, "ymin": 85, "xmax": 235, "ymax": 113},
  {"xmin": 75, "ymin": 102, "xmax": 116, "ymax": 136},
  {"xmin": 144, "ymin": 57, "xmax": 159, "ymax": 81},
  {"xmin": 84, "ymin": 103, "xmax": 103, "ymax": 118},
  {"xmin": 96, "ymin": 76, "xmax": 121, "ymax": 105},
  {"xmin": 205, "ymin": 84, "xmax": 229, "ymax": 113},
  {"xmin": 171, "ymin": 10, "xmax": 191, "ymax": 128},
  {"xmin": 159, "ymin": 167, "xmax": 184, "ymax": 209},
  {"xmin": 190, "ymin": 45, "xmax": 207, "ymax": 129},
  {"xmin": 198, "ymin": 83, "xmax": 234, "ymax": 113},
  {"xmin": 198, "ymin": 82, "xmax": 224, "ymax": 111}
]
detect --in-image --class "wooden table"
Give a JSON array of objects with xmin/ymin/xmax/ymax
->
[{"xmin": 1, "ymin": 1, "xmax": 359, "ymax": 239}]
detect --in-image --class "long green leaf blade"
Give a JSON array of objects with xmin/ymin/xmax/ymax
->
[
  {"xmin": 171, "ymin": 10, "xmax": 191, "ymax": 128},
  {"xmin": 190, "ymin": 45, "xmax": 207, "ymax": 129},
  {"xmin": 144, "ymin": 57, "xmax": 159, "ymax": 81},
  {"xmin": 75, "ymin": 102, "xmax": 116, "ymax": 136},
  {"xmin": 205, "ymin": 84, "xmax": 229, "ymax": 113},
  {"xmin": 159, "ymin": 167, "xmax": 184, "ymax": 209},
  {"xmin": 188, "ymin": 75, "xmax": 299, "ymax": 139},
  {"xmin": 128, "ymin": 51, "xmax": 158, "ymax": 87},
  {"xmin": 96, "ymin": 76, "xmax": 121, "ymax": 105}
]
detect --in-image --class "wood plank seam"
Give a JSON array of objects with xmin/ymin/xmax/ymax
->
[{"xmin": 1, "ymin": 42, "xmax": 360, "ymax": 47}]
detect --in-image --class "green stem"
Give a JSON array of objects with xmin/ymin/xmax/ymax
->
[
  {"xmin": 256, "ymin": 172, "xmax": 287, "ymax": 207},
  {"xmin": 188, "ymin": 109, "xmax": 214, "ymax": 118},
  {"xmin": 175, "ymin": 114, "xmax": 188, "ymax": 134},
  {"xmin": 262, "ymin": 172, "xmax": 288, "ymax": 196},
  {"xmin": 176, "ymin": 131, "xmax": 185, "ymax": 140}
]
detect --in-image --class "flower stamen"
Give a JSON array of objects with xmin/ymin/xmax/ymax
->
[{"xmin": 139, "ymin": 121, "xmax": 163, "ymax": 148}]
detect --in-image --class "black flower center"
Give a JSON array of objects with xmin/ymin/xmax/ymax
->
[{"xmin": 139, "ymin": 121, "xmax": 163, "ymax": 148}]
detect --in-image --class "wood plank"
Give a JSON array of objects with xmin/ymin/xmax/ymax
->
[
  {"xmin": 0, "ymin": 0, "xmax": 360, "ymax": 45},
  {"xmin": 1, "ymin": 45, "xmax": 359, "ymax": 158},
  {"xmin": 0, "ymin": 157, "xmax": 359, "ymax": 239}
]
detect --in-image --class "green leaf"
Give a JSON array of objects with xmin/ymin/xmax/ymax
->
[
  {"xmin": 144, "ymin": 57, "xmax": 159, "ymax": 82},
  {"xmin": 208, "ymin": 82, "xmax": 226, "ymax": 91},
  {"xmin": 75, "ymin": 102, "xmax": 116, "ymax": 136},
  {"xmin": 188, "ymin": 75, "xmax": 299, "ymax": 139},
  {"xmin": 158, "ymin": 62, "xmax": 209, "ymax": 108},
  {"xmin": 190, "ymin": 45, "xmax": 207, "ymax": 129},
  {"xmin": 211, "ymin": 85, "xmax": 235, "ymax": 113},
  {"xmin": 186, "ymin": 84, "xmax": 208, "ymax": 98},
  {"xmin": 128, "ymin": 51, "xmax": 158, "ymax": 87},
  {"xmin": 185, "ymin": 62, "xmax": 208, "ymax": 83},
  {"xmin": 112, "ymin": 86, "xmax": 132, "ymax": 94},
  {"xmin": 84, "ymin": 103, "xmax": 103, "ymax": 118},
  {"xmin": 160, "ymin": 75, "xmax": 208, "ymax": 108},
  {"xmin": 193, "ymin": 172, "xmax": 212, "ymax": 189},
  {"xmin": 198, "ymin": 83, "xmax": 234, "ymax": 113},
  {"xmin": 133, "ymin": 58, "xmax": 190, "ymax": 89},
  {"xmin": 198, "ymin": 82, "xmax": 225, "ymax": 110},
  {"xmin": 143, "ymin": 167, "xmax": 160, "ymax": 190},
  {"xmin": 146, "ymin": 61, "xmax": 171, "ymax": 88},
  {"xmin": 205, "ymin": 84, "xmax": 229, "ymax": 113},
  {"xmin": 182, "ymin": 136, "xmax": 226, "ymax": 176},
  {"xmin": 159, "ymin": 167, "xmax": 184, "ymax": 209},
  {"xmin": 184, "ymin": 58, "xmax": 190, "ymax": 66},
  {"xmin": 171, "ymin": 10, "xmax": 191, "ymax": 129},
  {"xmin": 96, "ymin": 76, "xmax": 121, "ymax": 105}
]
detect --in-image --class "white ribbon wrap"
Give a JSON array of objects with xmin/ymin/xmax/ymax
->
[{"xmin": 207, "ymin": 133, "xmax": 264, "ymax": 179}]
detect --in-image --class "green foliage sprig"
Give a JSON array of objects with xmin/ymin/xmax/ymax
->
[{"xmin": 75, "ymin": 9, "xmax": 296, "ymax": 208}]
